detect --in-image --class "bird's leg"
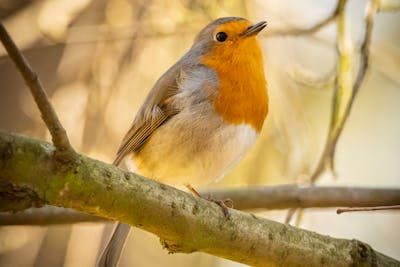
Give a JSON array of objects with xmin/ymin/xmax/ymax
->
[
  {"xmin": 184, "ymin": 183, "xmax": 233, "ymax": 218},
  {"xmin": 184, "ymin": 183, "xmax": 202, "ymax": 198}
]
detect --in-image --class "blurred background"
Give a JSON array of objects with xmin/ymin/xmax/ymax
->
[{"xmin": 0, "ymin": 0, "xmax": 399, "ymax": 266}]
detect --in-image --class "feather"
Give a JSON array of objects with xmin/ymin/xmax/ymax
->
[{"xmin": 113, "ymin": 63, "xmax": 182, "ymax": 166}]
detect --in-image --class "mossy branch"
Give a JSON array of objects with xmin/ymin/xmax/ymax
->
[
  {"xmin": 0, "ymin": 131, "xmax": 398, "ymax": 266},
  {"xmin": 2, "ymin": 185, "xmax": 400, "ymax": 225}
]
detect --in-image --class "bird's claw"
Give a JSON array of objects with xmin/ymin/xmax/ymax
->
[
  {"xmin": 206, "ymin": 197, "xmax": 233, "ymax": 219},
  {"xmin": 184, "ymin": 183, "xmax": 233, "ymax": 219}
]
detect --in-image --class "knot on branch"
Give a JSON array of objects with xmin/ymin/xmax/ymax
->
[
  {"xmin": 0, "ymin": 179, "xmax": 45, "ymax": 212},
  {"xmin": 0, "ymin": 140, "xmax": 12, "ymax": 163},
  {"xmin": 53, "ymin": 147, "xmax": 78, "ymax": 170},
  {"xmin": 350, "ymin": 239, "xmax": 377, "ymax": 266},
  {"xmin": 160, "ymin": 239, "xmax": 196, "ymax": 254}
]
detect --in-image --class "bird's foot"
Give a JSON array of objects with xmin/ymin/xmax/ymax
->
[{"xmin": 184, "ymin": 183, "xmax": 233, "ymax": 219}]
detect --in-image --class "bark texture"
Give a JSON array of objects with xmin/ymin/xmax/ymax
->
[{"xmin": 0, "ymin": 131, "xmax": 398, "ymax": 267}]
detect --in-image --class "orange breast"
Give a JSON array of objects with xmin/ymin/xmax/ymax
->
[{"xmin": 201, "ymin": 37, "xmax": 268, "ymax": 132}]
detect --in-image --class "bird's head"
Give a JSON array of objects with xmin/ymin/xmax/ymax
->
[{"xmin": 192, "ymin": 17, "xmax": 267, "ymax": 64}]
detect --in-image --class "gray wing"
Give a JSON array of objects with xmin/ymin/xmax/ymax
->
[{"xmin": 113, "ymin": 63, "xmax": 182, "ymax": 166}]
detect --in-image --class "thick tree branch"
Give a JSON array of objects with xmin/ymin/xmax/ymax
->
[
  {"xmin": 2, "ymin": 185, "xmax": 399, "ymax": 225},
  {"xmin": 0, "ymin": 131, "xmax": 398, "ymax": 266},
  {"xmin": 0, "ymin": 185, "xmax": 400, "ymax": 225},
  {"xmin": 0, "ymin": 21, "xmax": 74, "ymax": 158}
]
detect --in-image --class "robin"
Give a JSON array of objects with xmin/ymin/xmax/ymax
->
[{"xmin": 99, "ymin": 17, "xmax": 268, "ymax": 266}]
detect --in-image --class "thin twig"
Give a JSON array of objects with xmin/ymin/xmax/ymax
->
[
  {"xmin": 337, "ymin": 205, "xmax": 400, "ymax": 214},
  {"xmin": 287, "ymin": 0, "xmax": 379, "ymax": 225},
  {"xmin": 283, "ymin": 0, "xmax": 348, "ymax": 225},
  {"xmin": 309, "ymin": 0, "xmax": 378, "ymax": 183},
  {"xmin": 0, "ymin": 1, "xmax": 340, "ymax": 57},
  {"xmin": 309, "ymin": 0, "xmax": 347, "ymax": 182},
  {"xmin": 0, "ymin": 21, "xmax": 74, "ymax": 158},
  {"xmin": 267, "ymin": 0, "xmax": 341, "ymax": 37},
  {"xmin": 291, "ymin": 65, "xmax": 337, "ymax": 90},
  {"xmin": 284, "ymin": 208, "xmax": 297, "ymax": 224}
]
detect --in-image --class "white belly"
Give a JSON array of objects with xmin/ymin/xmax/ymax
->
[{"xmin": 125, "ymin": 110, "xmax": 258, "ymax": 187}]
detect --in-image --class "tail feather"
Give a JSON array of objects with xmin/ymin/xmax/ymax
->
[{"xmin": 98, "ymin": 222, "xmax": 131, "ymax": 267}]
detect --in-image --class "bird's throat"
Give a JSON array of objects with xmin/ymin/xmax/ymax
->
[{"xmin": 201, "ymin": 39, "xmax": 268, "ymax": 132}]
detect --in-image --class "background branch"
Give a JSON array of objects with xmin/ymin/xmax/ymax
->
[
  {"xmin": 0, "ymin": 131, "xmax": 398, "ymax": 266},
  {"xmin": 285, "ymin": 0, "xmax": 379, "ymax": 226},
  {"xmin": 310, "ymin": 0, "xmax": 378, "ymax": 182},
  {"xmin": 267, "ymin": 0, "xmax": 340, "ymax": 37},
  {"xmin": 2, "ymin": 185, "xmax": 399, "ymax": 225},
  {"xmin": 337, "ymin": 205, "xmax": 400, "ymax": 214},
  {"xmin": 0, "ymin": 1, "xmax": 398, "ymax": 266},
  {"xmin": 0, "ymin": 206, "xmax": 107, "ymax": 225},
  {"xmin": 0, "ymin": 21, "xmax": 73, "ymax": 158},
  {"xmin": 208, "ymin": 185, "xmax": 400, "ymax": 210},
  {"xmin": 0, "ymin": 0, "xmax": 340, "ymax": 51}
]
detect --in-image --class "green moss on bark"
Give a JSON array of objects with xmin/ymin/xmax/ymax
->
[{"xmin": 0, "ymin": 131, "xmax": 399, "ymax": 267}]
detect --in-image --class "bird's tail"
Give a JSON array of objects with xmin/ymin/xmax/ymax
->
[{"xmin": 97, "ymin": 222, "xmax": 131, "ymax": 267}]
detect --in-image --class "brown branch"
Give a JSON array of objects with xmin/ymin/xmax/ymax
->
[
  {"xmin": 0, "ymin": 21, "xmax": 74, "ymax": 158},
  {"xmin": 0, "ymin": 206, "xmax": 107, "ymax": 225},
  {"xmin": 337, "ymin": 205, "xmax": 400, "ymax": 214},
  {"xmin": 207, "ymin": 186, "xmax": 400, "ymax": 210},
  {"xmin": 2, "ymin": 185, "xmax": 400, "ymax": 225},
  {"xmin": 1, "ymin": 131, "xmax": 399, "ymax": 266}
]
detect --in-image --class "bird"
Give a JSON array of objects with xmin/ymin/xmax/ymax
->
[{"xmin": 98, "ymin": 16, "xmax": 268, "ymax": 267}]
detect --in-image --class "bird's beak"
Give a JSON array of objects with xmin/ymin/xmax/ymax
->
[{"xmin": 242, "ymin": 21, "xmax": 267, "ymax": 37}]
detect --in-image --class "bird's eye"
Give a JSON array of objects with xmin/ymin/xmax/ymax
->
[{"xmin": 215, "ymin": 32, "xmax": 228, "ymax": 42}]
